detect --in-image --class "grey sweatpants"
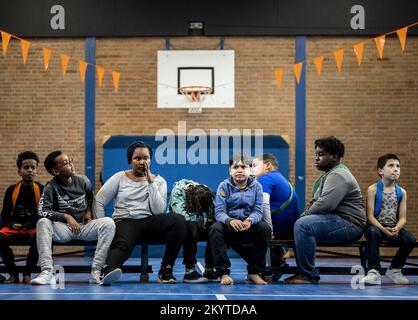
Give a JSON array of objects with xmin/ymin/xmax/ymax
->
[{"xmin": 36, "ymin": 217, "xmax": 116, "ymax": 272}]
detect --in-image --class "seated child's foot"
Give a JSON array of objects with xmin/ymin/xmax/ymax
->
[
  {"xmin": 284, "ymin": 273, "xmax": 319, "ymax": 284},
  {"xmin": 158, "ymin": 265, "xmax": 177, "ymax": 284},
  {"xmin": 183, "ymin": 269, "xmax": 208, "ymax": 283},
  {"xmin": 31, "ymin": 270, "xmax": 56, "ymax": 285},
  {"xmin": 360, "ymin": 269, "xmax": 381, "ymax": 285},
  {"xmin": 5, "ymin": 275, "xmax": 19, "ymax": 284},
  {"xmin": 247, "ymin": 273, "xmax": 267, "ymax": 285},
  {"xmin": 99, "ymin": 267, "xmax": 122, "ymax": 286},
  {"xmin": 90, "ymin": 269, "xmax": 102, "ymax": 284},
  {"xmin": 203, "ymin": 270, "xmax": 220, "ymax": 282},
  {"xmin": 220, "ymin": 274, "xmax": 234, "ymax": 285},
  {"xmin": 22, "ymin": 275, "xmax": 32, "ymax": 284},
  {"xmin": 385, "ymin": 268, "xmax": 409, "ymax": 285}
]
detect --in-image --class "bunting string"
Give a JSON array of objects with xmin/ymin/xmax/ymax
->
[{"xmin": 276, "ymin": 21, "xmax": 418, "ymax": 88}]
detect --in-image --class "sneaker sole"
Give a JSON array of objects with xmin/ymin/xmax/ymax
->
[
  {"xmin": 386, "ymin": 276, "xmax": 409, "ymax": 285},
  {"xmin": 360, "ymin": 279, "xmax": 381, "ymax": 285},
  {"xmin": 100, "ymin": 268, "xmax": 122, "ymax": 286},
  {"xmin": 31, "ymin": 276, "xmax": 57, "ymax": 286},
  {"xmin": 89, "ymin": 278, "xmax": 101, "ymax": 284},
  {"xmin": 183, "ymin": 277, "xmax": 209, "ymax": 284},
  {"xmin": 157, "ymin": 278, "xmax": 177, "ymax": 284}
]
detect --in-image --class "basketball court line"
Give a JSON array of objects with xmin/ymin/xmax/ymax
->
[
  {"xmin": 0, "ymin": 292, "xmax": 416, "ymax": 299},
  {"xmin": 196, "ymin": 261, "xmax": 205, "ymax": 273}
]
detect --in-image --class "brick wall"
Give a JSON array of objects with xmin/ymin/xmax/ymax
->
[{"xmin": 1, "ymin": 35, "xmax": 417, "ymax": 257}]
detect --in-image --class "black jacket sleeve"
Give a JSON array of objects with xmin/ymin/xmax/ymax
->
[{"xmin": 1, "ymin": 185, "xmax": 18, "ymax": 228}]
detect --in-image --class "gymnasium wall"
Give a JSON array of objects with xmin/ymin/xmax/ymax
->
[{"xmin": 1, "ymin": 35, "xmax": 417, "ymax": 255}]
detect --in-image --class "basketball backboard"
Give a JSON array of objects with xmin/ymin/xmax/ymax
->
[{"xmin": 157, "ymin": 50, "xmax": 235, "ymax": 110}]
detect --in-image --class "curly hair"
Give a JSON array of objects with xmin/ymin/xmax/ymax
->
[
  {"xmin": 16, "ymin": 151, "xmax": 40, "ymax": 169},
  {"xmin": 126, "ymin": 141, "xmax": 153, "ymax": 164},
  {"xmin": 185, "ymin": 184, "xmax": 214, "ymax": 217},
  {"xmin": 44, "ymin": 150, "xmax": 62, "ymax": 174},
  {"xmin": 314, "ymin": 136, "xmax": 345, "ymax": 159}
]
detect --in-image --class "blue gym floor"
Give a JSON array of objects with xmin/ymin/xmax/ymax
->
[{"xmin": 1, "ymin": 257, "xmax": 417, "ymax": 300}]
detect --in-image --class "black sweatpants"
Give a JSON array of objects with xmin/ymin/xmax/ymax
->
[
  {"xmin": 208, "ymin": 221, "xmax": 271, "ymax": 276},
  {"xmin": 182, "ymin": 221, "xmax": 214, "ymax": 270},
  {"xmin": 0, "ymin": 233, "xmax": 39, "ymax": 276},
  {"xmin": 105, "ymin": 214, "xmax": 187, "ymax": 268}
]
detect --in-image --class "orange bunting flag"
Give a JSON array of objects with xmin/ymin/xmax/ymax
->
[
  {"xmin": 396, "ymin": 27, "xmax": 408, "ymax": 51},
  {"xmin": 96, "ymin": 66, "xmax": 104, "ymax": 87},
  {"xmin": 20, "ymin": 40, "xmax": 30, "ymax": 65},
  {"xmin": 60, "ymin": 54, "xmax": 70, "ymax": 78},
  {"xmin": 274, "ymin": 68, "xmax": 283, "ymax": 89},
  {"xmin": 294, "ymin": 62, "xmax": 303, "ymax": 84},
  {"xmin": 374, "ymin": 35, "xmax": 385, "ymax": 60},
  {"xmin": 43, "ymin": 48, "xmax": 51, "ymax": 70},
  {"xmin": 79, "ymin": 60, "xmax": 88, "ymax": 82},
  {"xmin": 112, "ymin": 71, "xmax": 120, "ymax": 92},
  {"xmin": 313, "ymin": 56, "xmax": 324, "ymax": 77},
  {"xmin": 353, "ymin": 42, "xmax": 364, "ymax": 66},
  {"xmin": 1, "ymin": 31, "xmax": 11, "ymax": 57},
  {"xmin": 333, "ymin": 49, "xmax": 344, "ymax": 73}
]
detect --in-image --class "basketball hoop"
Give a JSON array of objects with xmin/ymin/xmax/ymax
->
[{"xmin": 179, "ymin": 86, "xmax": 212, "ymax": 113}]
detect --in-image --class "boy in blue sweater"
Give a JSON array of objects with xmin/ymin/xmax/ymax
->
[
  {"xmin": 252, "ymin": 153, "xmax": 300, "ymax": 266},
  {"xmin": 209, "ymin": 153, "xmax": 271, "ymax": 285}
]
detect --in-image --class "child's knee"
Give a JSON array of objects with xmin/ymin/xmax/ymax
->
[
  {"xmin": 37, "ymin": 218, "xmax": 52, "ymax": 230},
  {"xmin": 405, "ymin": 233, "xmax": 417, "ymax": 248},
  {"xmin": 365, "ymin": 226, "xmax": 380, "ymax": 239},
  {"xmin": 100, "ymin": 217, "xmax": 116, "ymax": 231}
]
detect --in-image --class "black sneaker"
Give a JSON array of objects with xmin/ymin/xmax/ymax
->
[
  {"xmin": 183, "ymin": 270, "xmax": 208, "ymax": 283},
  {"xmin": 203, "ymin": 270, "xmax": 220, "ymax": 283},
  {"xmin": 99, "ymin": 267, "xmax": 122, "ymax": 286},
  {"xmin": 158, "ymin": 265, "xmax": 177, "ymax": 284}
]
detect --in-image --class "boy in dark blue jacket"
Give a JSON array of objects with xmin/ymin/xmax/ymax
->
[{"xmin": 209, "ymin": 153, "xmax": 271, "ymax": 285}]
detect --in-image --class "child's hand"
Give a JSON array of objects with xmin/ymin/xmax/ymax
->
[
  {"xmin": 387, "ymin": 227, "xmax": 399, "ymax": 238},
  {"xmin": 144, "ymin": 162, "xmax": 154, "ymax": 184},
  {"xmin": 82, "ymin": 212, "xmax": 92, "ymax": 224},
  {"xmin": 12, "ymin": 223, "xmax": 23, "ymax": 230},
  {"xmin": 229, "ymin": 219, "xmax": 245, "ymax": 232},
  {"xmin": 384, "ymin": 227, "xmax": 397, "ymax": 238},
  {"xmin": 64, "ymin": 214, "xmax": 81, "ymax": 234},
  {"xmin": 242, "ymin": 218, "xmax": 252, "ymax": 231}
]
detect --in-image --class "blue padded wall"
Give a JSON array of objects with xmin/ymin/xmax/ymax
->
[{"xmin": 102, "ymin": 135, "xmax": 289, "ymax": 257}]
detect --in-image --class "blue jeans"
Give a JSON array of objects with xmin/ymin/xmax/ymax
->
[
  {"xmin": 365, "ymin": 226, "xmax": 416, "ymax": 271},
  {"xmin": 293, "ymin": 214, "xmax": 364, "ymax": 281}
]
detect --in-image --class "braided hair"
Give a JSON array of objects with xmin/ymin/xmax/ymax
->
[
  {"xmin": 126, "ymin": 141, "xmax": 153, "ymax": 164},
  {"xmin": 185, "ymin": 184, "xmax": 214, "ymax": 219}
]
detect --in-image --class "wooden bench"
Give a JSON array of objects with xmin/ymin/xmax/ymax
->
[
  {"xmin": 0, "ymin": 239, "xmax": 156, "ymax": 283},
  {"xmin": 2, "ymin": 239, "xmax": 417, "ymax": 283},
  {"xmin": 265, "ymin": 239, "xmax": 418, "ymax": 281}
]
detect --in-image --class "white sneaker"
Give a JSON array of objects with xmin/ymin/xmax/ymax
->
[
  {"xmin": 89, "ymin": 270, "xmax": 102, "ymax": 284},
  {"xmin": 360, "ymin": 269, "xmax": 381, "ymax": 285},
  {"xmin": 385, "ymin": 268, "xmax": 409, "ymax": 285},
  {"xmin": 99, "ymin": 268, "xmax": 122, "ymax": 286},
  {"xmin": 31, "ymin": 270, "xmax": 57, "ymax": 285}
]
